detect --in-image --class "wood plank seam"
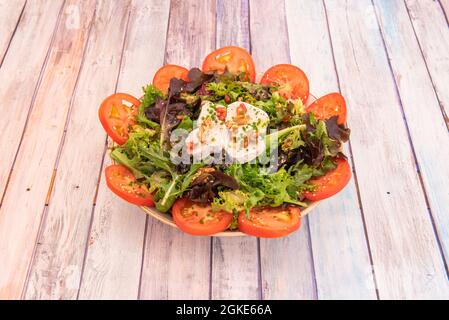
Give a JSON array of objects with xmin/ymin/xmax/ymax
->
[
  {"xmin": 374, "ymin": 0, "xmax": 449, "ymax": 274},
  {"xmin": 75, "ymin": 203, "xmax": 97, "ymax": 299},
  {"xmin": 322, "ymin": 0, "xmax": 380, "ymax": 299},
  {"xmin": 208, "ymin": 237, "xmax": 213, "ymax": 300},
  {"xmin": 0, "ymin": 0, "xmax": 66, "ymax": 209},
  {"xmin": 345, "ymin": 141, "xmax": 380, "ymax": 299},
  {"xmin": 137, "ymin": 215, "xmax": 149, "ymax": 300},
  {"xmin": 437, "ymin": 0, "xmax": 449, "ymax": 23},
  {"xmin": 372, "ymin": 0, "xmax": 449, "ymax": 276},
  {"xmin": 21, "ymin": 205, "xmax": 51, "ymax": 299},
  {"xmin": 247, "ymin": 0, "xmax": 252, "ymax": 53},
  {"xmin": 42, "ymin": 5, "xmax": 98, "ymax": 200},
  {"xmin": 20, "ymin": 1, "xmax": 98, "ymax": 299},
  {"xmin": 305, "ymin": 218, "xmax": 319, "ymax": 297},
  {"xmin": 162, "ymin": 0, "xmax": 173, "ymax": 65},
  {"xmin": 250, "ymin": 0, "xmax": 317, "ymax": 299},
  {"xmin": 281, "ymin": 0, "xmax": 319, "ymax": 299},
  {"xmin": 138, "ymin": 0, "xmax": 215, "ymax": 299},
  {"xmin": 256, "ymin": 235, "xmax": 263, "ymax": 299},
  {"xmin": 98, "ymin": 2, "xmax": 164, "ymax": 299},
  {"xmin": 76, "ymin": 5, "xmax": 133, "ymax": 299},
  {"xmin": 210, "ymin": 0, "xmax": 261, "ymax": 300},
  {"xmin": 92, "ymin": 140, "xmax": 109, "ymax": 206},
  {"xmin": 89, "ymin": 2, "xmax": 133, "ymax": 209},
  {"xmin": 138, "ymin": 0, "xmax": 213, "ymax": 300},
  {"xmin": 135, "ymin": 0, "xmax": 211, "ymax": 299},
  {"xmin": 285, "ymin": 3, "xmax": 320, "ymax": 300},
  {"xmin": 323, "ymin": 0, "xmax": 448, "ymax": 298},
  {"xmin": 0, "ymin": 0, "xmax": 96, "ymax": 298},
  {"xmin": 0, "ymin": 0, "xmax": 27, "ymax": 69},
  {"xmin": 213, "ymin": 1, "xmax": 218, "ymax": 48},
  {"xmin": 247, "ymin": 0, "xmax": 261, "ymax": 299},
  {"xmin": 403, "ymin": 0, "xmax": 449, "ymax": 129},
  {"xmin": 283, "ymin": 0, "xmax": 318, "ymax": 299}
]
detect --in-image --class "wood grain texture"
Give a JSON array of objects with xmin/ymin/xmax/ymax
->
[
  {"xmin": 0, "ymin": 0, "xmax": 96, "ymax": 299},
  {"xmin": 164, "ymin": 0, "xmax": 217, "ymax": 68},
  {"xmin": 249, "ymin": 0, "xmax": 317, "ymax": 300},
  {"xmin": 0, "ymin": 0, "xmax": 64, "ymax": 205},
  {"xmin": 210, "ymin": 0, "xmax": 259, "ymax": 300},
  {"xmin": 285, "ymin": 0, "xmax": 376, "ymax": 299},
  {"xmin": 24, "ymin": 0, "xmax": 131, "ymax": 300},
  {"xmin": 139, "ymin": 0, "xmax": 216, "ymax": 300},
  {"xmin": 324, "ymin": 0, "xmax": 449, "ymax": 299},
  {"xmin": 404, "ymin": 0, "xmax": 449, "ymax": 127},
  {"xmin": 0, "ymin": 0, "xmax": 26, "ymax": 64},
  {"xmin": 216, "ymin": 0, "xmax": 250, "ymax": 50},
  {"xmin": 438, "ymin": 0, "xmax": 449, "ymax": 22},
  {"xmin": 211, "ymin": 237, "xmax": 259, "ymax": 299},
  {"xmin": 0, "ymin": 0, "xmax": 446, "ymax": 300},
  {"xmin": 259, "ymin": 226, "xmax": 318, "ymax": 299},
  {"xmin": 78, "ymin": 0, "xmax": 170, "ymax": 300},
  {"xmin": 374, "ymin": 0, "xmax": 449, "ymax": 280}
]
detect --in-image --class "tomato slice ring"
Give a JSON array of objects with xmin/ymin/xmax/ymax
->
[
  {"xmin": 306, "ymin": 92, "xmax": 347, "ymax": 124},
  {"xmin": 238, "ymin": 206, "xmax": 301, "ymax": 238},
  {"xmin": 105, "ymin": 165, "xmax": 155, "ymax": 207},
  {"xmin": 260, "ymin": 64, "xmax": 309, "ymax": 103},
  {"xmin": 99, "ymin": 93, "xmax": 141, "ymax": 145},
  {"xmin": 172, "ymin": 198, "xmax": 233, "ymax": 236},
  {"xmin": 152, "ymin": 64, "xmax": 189, "ymax": 94},
  {"xmin": 304, "ymin": 158, "xmax": 351, "ymax": 201},
  {"xmin": 202, "ymin": 46, "xmax": 256, "ymax": 82}
]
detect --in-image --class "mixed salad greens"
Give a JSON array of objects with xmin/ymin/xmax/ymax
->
[{"xmin": 99, "ymin": 46, "xmax": 351, "ymax": 237}]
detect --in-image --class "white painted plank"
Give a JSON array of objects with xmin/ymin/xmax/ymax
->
[
  {"xmin": 249, "ymin": 0, "xmax": 317, "ymax": 300},
  {"xmin": 260, "ymin": 229, "xmax": 316, "ymax": 299},
  {"xmin": 25, "ymin": 0, "xmax": 132, "ymax": 300},
  {"xmin": 249, "ymin": 0, "xmax": 291, "ymax": 73},
  {"xmin": 440, "ymin": 0, "xmax": 449, "ymax": 21},
  {"xmin": 139, "ymin": 0, "xmax": 216, "ymax": 300},
  {"xmin": 141, "ymin": 220, "xmax": 210, "ymax": 300},
  {"xmin": 78, "ymin": 0, "xmax": 170, "ymax": 300},
  {"xmin": 215, "ymin": 0, "xmax": 250, "ymax": 51},
  {"xmin": 405, "ymin": 0, "xmax": 449, "ymax": 127},
  {"xmin": 212, "ymin": 238, "xmax": 259, "ymax": 299},
  {"xmin": 374, "ymin": 0, "xmax": 449, "ymax": 285},
  {"xmin": 285, "ymin": 0, "xmax": 376, "ymax": 300},
  {"xmin": 0, "ymin": 0, "xmax": 26, "ymax": 63},
  {"xmin": 324, "ymin": 0, "xmax": 449, "ymax": 299},
  {"xmin": 210, "ymin": 0, "xmax": 259, "ymax": 300},
  {"xmin": 0, "ymin": 0, "xmax": 95, "ymax": 300},
  {"xmin": 0, "ymin": 0, "xmax": 64, "ymax": 205}
]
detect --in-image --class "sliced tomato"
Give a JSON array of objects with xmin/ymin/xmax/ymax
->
[
  {"xmin": 304, "ymin": 158, "xmax": 351, "ymax": 201},
  {"xmin": 202, "ymin": 46, "xmax": 256, "ymax": 82},
  {"xmin": 172, "ymin": 198, "xmax": 233, "ymax": 236},
  {"xmin": 260, "ymin": 64, "xmax": 309, "ymax": 103},
  {"xmin": 152, "ymin": 64, "xmax": 189, "ymax": 94},
  {"xmin": 306, "ymin": 92, "xmax": 347, "ymax": 124},
  {"xmin": 105, "ymin": 165, "xmax": 155, "ymax": 206},
  {"xmin": 238, "ymin": 206, "xmax": 301, "ymax": 238},
  {"xmin": 99, "ymin": 93, "xmax": 141, "ymax": 145}
]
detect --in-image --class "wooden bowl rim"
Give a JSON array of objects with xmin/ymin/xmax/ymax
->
[{"xmin": 140, "ymin": 200, "xmax": 321, "ymax": 237}]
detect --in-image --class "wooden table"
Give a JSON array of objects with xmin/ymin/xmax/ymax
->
[{"xmin": 0, "ymin": 0, "xmax": 448, "ymax": 300}]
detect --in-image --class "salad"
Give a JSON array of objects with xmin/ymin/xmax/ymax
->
[{"xmin": 99, "ymin": 46, "xmax": 351, "ymax": 238}]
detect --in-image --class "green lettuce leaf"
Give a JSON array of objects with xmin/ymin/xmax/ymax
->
[{"xmin": 155, "ymin": 163, "xmax": 204, "ymax": 212}]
